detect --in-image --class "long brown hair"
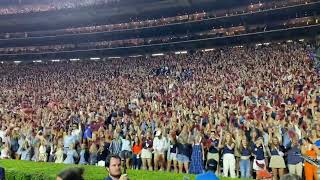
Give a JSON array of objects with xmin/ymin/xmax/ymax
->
[
  {"xmin": 222, "ymin": 132, "xmax": 233, "ymax": 146},
  {"xmin": 239, "ymin": 138, "xmax": 249, "ymax": 152}
]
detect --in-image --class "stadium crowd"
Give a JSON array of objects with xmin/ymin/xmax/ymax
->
[
  {"xmin": 0, "ymin": 0, "xmax": 313, "ymax": 39},
  {"xmin": 0, "ymin": 42, "xmax": 319, "ymax": 180},
  {"xmin": 0, "ymin": 0, "xmax": 120, "ymax": 16},
  {"xmin": 0, "ymin": 15, "xmax": 318, "ymax": 55}
]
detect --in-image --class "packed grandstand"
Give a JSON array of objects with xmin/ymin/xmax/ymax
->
[{"xmin": 0, "ymin": 0, "xmax": 319, "ymax": 180}]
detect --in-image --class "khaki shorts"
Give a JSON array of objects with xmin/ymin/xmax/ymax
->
[
  {"xmin": 207, "ymin": 152, "xmax": 219, "ymax": 162},
  {"xmin": 269, "ymin": 155, "xmax": 286, "ymax": 168},
  {"xmin": 141, "ymin": 149, "xmax": 152, "ymax": 159}
]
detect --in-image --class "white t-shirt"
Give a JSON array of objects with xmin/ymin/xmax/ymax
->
[
  {"xmin": 0, "ymin": 130, "xmax": 4, "ymax": 142},
  {"xmin": 121, "ymin": 138, "xmax": 132, "ymax": 152},
  {"xmin": 153, "ymin": 137, "xmax": 167, "ymax": 153}
]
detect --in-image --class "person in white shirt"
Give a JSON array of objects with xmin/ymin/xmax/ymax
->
[
  {"xmin": 0, "ymin": 143, "xmax": 10, "ymax": 159},
  {"xmin": 120, "ymin": 134, "xmax": 132, "ymax": 169},
  {"xmin": 38, "ymin": 140, "xmax": 47, "ymax": 162},
  {"xmin": 0, "ymin": 126, "xmax": 5, "ymax": 142},
  {"xmin": 153, "ymin": 129, "xmax": 167, "ymax": 171}
]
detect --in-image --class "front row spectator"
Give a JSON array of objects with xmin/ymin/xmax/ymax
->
[{"xmin": 105, "ymin": 154, "xmax": 128, "ymax": 180}]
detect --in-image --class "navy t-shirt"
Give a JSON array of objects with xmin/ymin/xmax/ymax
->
[
  {"xmin": 252, "ymin": 145, "xmax": 264, "ymax": 160},
  {"xmin": 241, "ymin": 147, "xmax": 251, "ymax": 156},
  {"xmin": 177, "ymin": 143, "xmax": 191, "ymax": 157},
  {"xmin": 208, "ymin": 139, "xmax": 219, "ymax": 154},
  {"xmin": 287, "ymin": 144, "xmax": 303, "ymax": 165},
  {"xmin": 223, "ymin": 145, "xmax": 234, "ymax": 154}
]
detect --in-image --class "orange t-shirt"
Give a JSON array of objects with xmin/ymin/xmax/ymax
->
[
  {"xmin": 132, "ymin": 143, "xmax": 142, "ymax": 154},
  {"xmin": 305, "ymin": 149, "xmax": 317, "ymax": 168}
]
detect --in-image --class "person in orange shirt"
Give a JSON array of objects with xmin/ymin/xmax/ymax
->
[
  {"xmin": 301, "ymin": 138, "xmax": 319, "ymax": 180},
  {"xmin": 132, "ymin": 136, "xmax": 142, "ymax": 170}
]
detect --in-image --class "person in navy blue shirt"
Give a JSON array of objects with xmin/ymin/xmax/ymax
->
[
  {"xmin": 286, "ymin": 137, "xmax": 303, "ymax": 178},
  {"xmin": 104, "ymin": 154, "xmax": 128, "ymax": 180},
  {"xmin": 252, "ymin": 137, "xmax": 266, "ymax": 172},
  {"xmin": 238, "ymin": 138, "xmax": 251, "ymax": 179}
]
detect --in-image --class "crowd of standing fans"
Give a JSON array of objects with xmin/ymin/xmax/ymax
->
[
  {"xmin": 0, "ymin": 0, "xmax": 313, "ymax": 39},
  {"xmin": 0, "ymin": 0, "xmax": 120, "ymax": 15},
  {"xmin": 0, "ymin": 42, "xmax": 319, "ymax": 180}
]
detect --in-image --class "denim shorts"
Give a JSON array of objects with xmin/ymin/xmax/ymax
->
[{"xmin": 177, "ymin": 154, "xmax": 189, "ymax": 163}]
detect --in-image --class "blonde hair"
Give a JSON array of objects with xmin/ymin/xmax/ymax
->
[{"xmin": 89, "ymin": 143, "xmax": 97, "ymax": 153}]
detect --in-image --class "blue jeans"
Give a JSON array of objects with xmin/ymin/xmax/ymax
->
[
  {"xmin": 132, "ymin": 154, "xmax": 142, "ymax": 169},
  {"xmin": 240, "ymin": 159, "xmax": 251, "ymax": 178}
]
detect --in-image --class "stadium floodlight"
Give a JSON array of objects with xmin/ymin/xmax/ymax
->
[
  {"xmin": 202, "ymin": 48, "xmax": 215, "ymax": 52},
  {"xmin": 0, "ymin": 61, "xmax": 3, "ymax": 64},
  {"xmin": 151, "ymin": 53, "xmax": 164, "ymax": 57},
  {"xmin": 33, "ymin": 60, "xmax": 42, "ymax": 63},
  {"xmin": 70, "ymin": 58, "xmax": 80, "ymax": 61},
  {"xmin": 256, "ymin": 43, "xmax": 262, "ymax": 46},
  {"xmin": 129, "ymin": 55, "xmax": 143, "ymax": 58},
  {"xmin": 299, "ymin": 39, "xmax": 304, "ymax": 42},
  {"xmin": 90, "ymin": 57, "xmax": 100, "ymax": 60},
  {"xmin": 287, "ymin": 40, "xmax": 293, "ymax": 43},
  {"xmin": 175, "ymin": 51, "xmax": 188, "ymax": 55},
  {"xmin": 108, "ymin": 57, "xmax": 121, "ymax": 59},
  {"xmin": 51, "ymin": 59, "xmax": 60, "ymax": 62},
  {"xmin": 14, "ymin": 61, "xmax": 21, "ymax": 64}
]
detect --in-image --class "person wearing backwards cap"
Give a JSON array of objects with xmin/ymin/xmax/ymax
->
[{"xmin": 153, "ymin": 129, "xmax": 167, "ymax": 171}]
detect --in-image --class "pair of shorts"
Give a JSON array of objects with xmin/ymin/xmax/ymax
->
[
  {"xmin": 177, "ymin": 154, "xmax": 189, "ymax": 163},
  {"xmin": 207, "ymin": 152, "xmax": 219, "ymax": 162},
  {"xmin": 253, "ymin": 159, "xmax": 265, "ymax": 171},
  {"xmin": 269, "ymin": 155, "xmax": 286, "ymax": 168},
  {"xmin": 141, "ymin": 149, "xmax": 152, "ymax": 159},
  {"xmin": 167, "ymin": 153, "xmax": 177, "ymax": 161},
  {"xmin": 120, "ymin": 150, "xmax": 132, "ymax": 160}
]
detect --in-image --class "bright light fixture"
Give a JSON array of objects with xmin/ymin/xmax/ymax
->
[
  {"xmin": 70, "ymin": 58, "xmax": 80, "ymax": 61},
  {"xmin": 175, "ymin": 51, "xmax": 187, "ymax": 55},
  {"xmin": 202, "ymin": 48, "xmax": 215, "ymax": 52},
  {"xmin": 108, "ymin": 57, "xmax": 121, "ymax": 59},
  {"xmin": 151, "ymin": 53, "xmax": 164, "ymax": 57},
  {"xmin": 129, "ymin": 55, "xmax": 143, "ymax": 58}
]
